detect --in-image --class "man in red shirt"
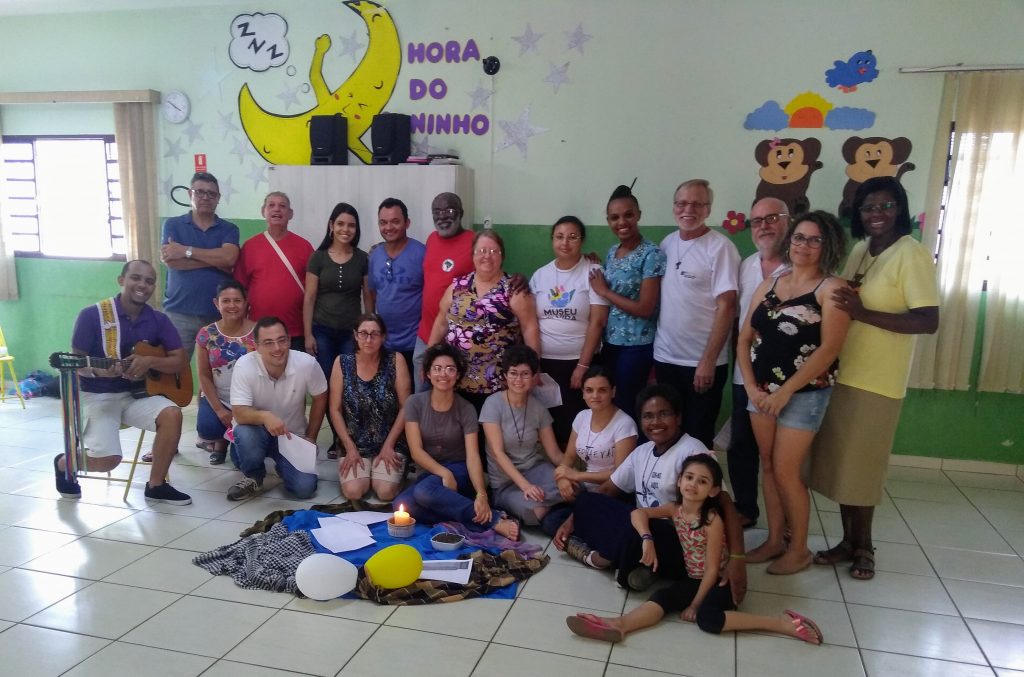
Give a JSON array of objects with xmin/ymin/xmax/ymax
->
[{"xmin": 234, "ymin": 192, "xmax": 314, "ymax": 350}]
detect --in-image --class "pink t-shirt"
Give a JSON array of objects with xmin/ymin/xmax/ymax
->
[
  {"xmin": 417, "ymin": 229, "xmax": 475, "ymax": 341},
  {"xmin": 234, "ymin": 231, "xmax": 314, "ymax": 337}
]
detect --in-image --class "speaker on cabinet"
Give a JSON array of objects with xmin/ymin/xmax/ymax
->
[
  {"xmin": 309, "ymin": 114, "xmax": 348, "ymax": 165},
  {"xmin": 371, "ymin": 113, "xmax": 411, "ymax": 165}
]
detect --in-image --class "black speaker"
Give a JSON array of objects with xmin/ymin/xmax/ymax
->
[
  {"xmin": 309, "ymin": 114, "xmax": 348, "ymax": 165},
  {"xmin": 371, "ymin": 113, "xmax": 411, "ymax": 165}
]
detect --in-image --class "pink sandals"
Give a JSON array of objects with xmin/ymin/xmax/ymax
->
[
  {"xmin": 566, "ymin": 613, "xmax": 624, "ymax": 643},
  {"xmin": 785, "ymin": 609, "xmax": 824, "ymax": 645}
]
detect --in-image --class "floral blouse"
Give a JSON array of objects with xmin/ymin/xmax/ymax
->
[
  {"xmin": 673, "ymin": 508, "xmax": 728, "ymax": 579},
  {"xmin": 445, "ymin": 272, "xmax": 522, "ymax": 395},
  {"xmin": 195, "ymin": 322, "xmax": 257, "ymax": 403},
  {"xmin": 602, "ymin": 240, "xmax": 667, "ymax": 347},
  {"xmin": 749, "ymin": 277, "xmax": 837, "ymax": 393}
]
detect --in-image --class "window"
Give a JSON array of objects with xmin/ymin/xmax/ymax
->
[{"xmin": 1, "ymin": 135, "xmax": 124, "ymax": 259}]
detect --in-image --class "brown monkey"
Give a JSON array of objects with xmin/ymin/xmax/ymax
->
[
  {"xmin": 838, "ymin": 136, "xmax": 915, "ymax": 218},
  {"xmin": 754, "ymin": 138, "xmax": 823, "ymax": 215}
]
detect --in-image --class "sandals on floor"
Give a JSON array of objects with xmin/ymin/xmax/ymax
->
[
  {"xmin": 566, "ymin": 613, "xmax": 624, "ymax": 643},
  {"xmin": 813, "ymin": 539, "xmax": 855, "ymax": 566},
  {"xmin": 849, "ymin": 548, "xmax": 876, "ymax": 580},
  {"xmin": 209, "ymin": 449, "xmax": 227, "ymax": 465},
  {"xmin": 767, "ymin": 550, "xmax": 813, "ymax": 576},
  {"xmin": 785, "ymin": 609, "xmax": 823, "ymax": 645}
]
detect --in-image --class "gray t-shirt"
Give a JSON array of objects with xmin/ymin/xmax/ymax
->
[
  {"xmin": 404, "ymin": 391, "xmax": 478, "ymax": 466},
  {"xmin": 479, "ymin": 392, "xmax": 553, "ymax": 488}
]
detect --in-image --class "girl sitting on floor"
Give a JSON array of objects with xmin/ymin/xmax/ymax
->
[{"xmin": 566, "ymin": 453, "xmax": 823, "ymax": 645}]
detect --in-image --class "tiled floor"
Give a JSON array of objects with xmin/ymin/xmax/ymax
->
[{"xmin": 1, "ymin": 397, "xmax": 1023, "ymax": 676}]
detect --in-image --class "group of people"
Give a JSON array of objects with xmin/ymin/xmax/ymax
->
[{"xmin": 56, "ymin": 170, "xmax": 938, "ymax": 645}]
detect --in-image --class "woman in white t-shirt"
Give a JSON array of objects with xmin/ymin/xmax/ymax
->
[
  {"xmin": 529, "ymin": 216, "xmax": 610, "ymax": 447},
  {"xmin": 555, "ymin": 367, "xmax": 637, "ymax": 497}
]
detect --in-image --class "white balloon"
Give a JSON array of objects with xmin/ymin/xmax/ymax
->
[{"xmin": 295, "ymin": 553, "xmax": 358, "ymax": 601}]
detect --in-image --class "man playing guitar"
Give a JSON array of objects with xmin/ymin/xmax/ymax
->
[{"xmin": 55, "ymin": 259, "xmax": 192, "ymax": 505}]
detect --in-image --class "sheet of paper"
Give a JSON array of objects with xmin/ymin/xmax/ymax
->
[
  {"xmin": 532, "ymin": 372, "xmax": 563, "ymax": 408},
  {"xmin": 418, "ymin": 559, "xmax": 473, "ymax": 585},
  {"xmin": 310, "ymin": 519, "xmax": 376, "ymax": 553},
  {"xmin": 331, "ymin": 511, "xmax": 393, "ymax": 526},
  {"xmin": 277, "ymin": 433, "xmax": 318, "ymax": 474}
]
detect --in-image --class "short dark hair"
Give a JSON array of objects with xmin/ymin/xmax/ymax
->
[
  {"xmin": 216, "ymin": 278, "xmax": 248, "ymax": 299},
  {"xmin": 501, "ymin": 344, "xmax": 540, "ymax": 374},
  {"xmin": 253, "ymin": 316, "xmax": 287, "ymax": 341},
  {"xmin": 191, "ymin": 172, "xmax": 219, "ymax": 187},
  {"xmin": 607, "ymin": 184, "xmax": 640, "ymax": 212},
  {"xmin": 635, "ymin": 383, "xmax": 684, "ymax": 421},
  {"xmin": 551, "ymin": 215, "xmax": 586, "ymax": 241},
  {"xmin": 353, "ymin": 312, "xmax": 387, "ymax": 335},
  {"xmin": 378, "ymin": 197, "xmax": 409, "ymax": 221},
  {"xmin": 850, "ymin": 176, "xmax": 913, "ymax": 240},
  {"xmin": 423, "ymin": 342, "xmax": 468, "ymax": 381},
  {"xmin": 582, "ymin": 365, "xmax": 615, "ymax": 389},
  {"xmin": 120, "ymin": 259, "xmax": 154, "ymax": 277},
  {"xmin": 318, "ymin": 202, "xmax": 361, "ymax": 250},
  {"xmin": 473, "ymin": 228, "xmax": 505, "ymax": 258},
  {"xmin": 783, "ymin": 210, "xmax": 847, "ymax": 275}
]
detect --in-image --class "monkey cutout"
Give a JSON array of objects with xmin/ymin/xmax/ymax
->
[
  {"xmin": 754, "ymin": 138, "xmax": 823, "ymax": 215},
  {"xmin": 838, "ymin": 136, "xmax": 915, "ymax": 218}
]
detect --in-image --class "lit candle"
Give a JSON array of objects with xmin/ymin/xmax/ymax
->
[{"xmin": 393, "ymin": 504, "xmax": 411, "ymax": 526}]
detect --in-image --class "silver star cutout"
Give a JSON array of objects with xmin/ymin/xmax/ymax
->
[
  {"xmin": 276, "ymin": 82, "xmax": 304, "ymax": 111},
  {"xmin": 182, "ymin": 120, "xmax": 204, "ymax": 144},
  {"xmin": 565, "ymin": 23, "xmax": 593, "ymax": 55},
  {"xmin": 216, "ymin": 110, "xmax": 240, "ymax": 134},
  {"xmin": 496, "ymin": 108, "xmax": 548, "ymax": 159},
  {"xmin": 164, "ymin": 136, "xmax": 185, "ymax": 162},
  {"xmin": 247, "ymin": 161, "xmax": 268, "ymax": 190},
  {"xmin": 198, "ymin": 48, "xmax": 230, "ymax": 100},
  {"xmin": 219, "ymin": 176, "xmax": 238, "ymax": 205},
  {"xmin": 467, "ymin": 83, "xmax": 493, "ymax": 111},
  {"xmin": 544, "ymin": 62, "xmax": 571, "ymax": 94},
  {"xmin": 230, "ymin": 136, "xmax": 251, "ymax": 164},
  {"xmin": 337, "ymin": 29, "xmax": 366, "ymax": 62},
  {"xmin": 512, "ymin": 24, "xmax": 544, "ymax": 56},
  {"xmin": 411, "ymin": 136, "xmax": 443, "ymax": 156},
  {"xmin": 161, "ymin": 174, "xmax": 175, "ymax": 200}
]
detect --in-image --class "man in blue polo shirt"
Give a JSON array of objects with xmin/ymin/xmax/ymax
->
[
  {"xmin": 160, "ymin": 172, "xmax": 240, "ymax": 359},
  {"xmin": 55, "ymin": 260, "xmax": 192, "ymax": 505},
  {"xmin": 367, "ymin": 197, "xmax": 425, "ymax": 375}
]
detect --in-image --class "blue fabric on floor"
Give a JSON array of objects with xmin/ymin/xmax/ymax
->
[{"xmin": 282, "ymin": 510, "xmax": 517, "ymax": 599}]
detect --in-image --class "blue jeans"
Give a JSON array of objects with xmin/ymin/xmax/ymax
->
[
  {"xmin": 392, "ymin": 461, "xmax": 498, "ymax": 532},
  {"xmin": 602, "ymin": 343, "xmax": 654, "ymax": 419},
  {"xmin": 197, "ymin": 396, "xmax": 229, "ymax": 441},
  {"xmin": 233, "ymin": 424, "xmax": 318, "ymax": 499},
  {"xmin": 312, "ymin": 323, "xmax": 355, "ymax": 379},
  {"xmin": 412, "ymin": 337, "xmax": 430, "ymax": 392}
]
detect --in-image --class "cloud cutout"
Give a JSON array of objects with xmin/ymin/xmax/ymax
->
[
  {"xmin": 825, "ymin": 107, "xmax": 876, "ymax": 130},
  {"xmin": 229, "ymin": 13, "xmax": 290, "ymax": 72},
  {"xmin": 745, "ymin": 101, "xmax": 789, "ymax": 131}
]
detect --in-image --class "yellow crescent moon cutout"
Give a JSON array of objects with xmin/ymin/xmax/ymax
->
[{"xmin": 238, "ymin": 0, "xmax": 400, "ymax": 164}]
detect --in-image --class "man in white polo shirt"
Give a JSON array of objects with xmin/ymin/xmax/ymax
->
[{"xmin": 228, "ymin": 316, "xmax": 328, "ymax": 501}]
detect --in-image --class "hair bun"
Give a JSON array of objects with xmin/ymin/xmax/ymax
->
[{"xmin": 609, "ymin": 184, "xmax": 633, "ymax": 201}]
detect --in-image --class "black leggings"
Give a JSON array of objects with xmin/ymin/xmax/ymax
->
[{"xmin": 648, "ymin": 576, "xmax": 736, "ymax": 634}]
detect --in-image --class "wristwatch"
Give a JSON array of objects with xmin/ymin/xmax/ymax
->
[{"xmin": 185, "ymin": 247, "xmax": 193, "ymax": 259}]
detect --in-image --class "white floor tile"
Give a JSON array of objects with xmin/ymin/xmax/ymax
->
[
  {"xmin": 886, "ymin": 479, "xmax": 969, "ymax": 504},
  {"xmin": 0, "ymin": 525, "xmax": 79, "ymax": 566},
  {"xmin": 26, "ymin": 581, "xmax": 180, "ymax": 639},
  {"xmin": 519, "ymin": 561, "xmax": 626, "ymax": 613},
  {"xmin": 121, "ymin": 596, "xmax": 277, "ymax": 658},
  {"xmin": 839, "ymin": 571, "xmax": 958, "ymax": 615},
  {"xmin": 196, "ymin": 661, "xmax": 304, "ymax": 677},
  {"xmin": 473, "ymin": 643, "xmax": 605, "ymax": 676},
  {"xmin": 88, "ymin": 510, "xmax": 209, "ymax": 546},
  {"xmin": 946, "ymin": 471, "xmax": 1024, "ymax": 492},
  {"xmin": 190, "ymin": 573, "xmax": 294, "ymax": 608},
  {"xmin": 873, "ymin": 541, "xmax": 937, "ymax": 577},
  {"xmin": 494, "ymin": 598, "xmax": 612, "ymax": 662},
  {"xmin": 22, "ymin": 535, "xmax": 154, "ymax": 579},
  {"xmin": 0, "ymin": 567, "xmax": 92, "ymax": 621},
  {"xmin": 926, "ymin": 546, "xmax": 1024, "ymax": 587},
  {"xmin": 739, "ymin": 591, "xmax": 857, "ymax": 647},
  {"xmin": 736, "ymin": 633, "xmax": 865, "ymax": 677},
  {"xmin": 746, "ymin": 560, "xmax": 844, "ymax": 601},
  {"xmin": 225, "ymin": 608, "xmax": 375, "ymax": 675},
  {"xmin": 847, "ymin": 604, "xmax": 986, "ymax": 664},
  {"xmin": 144, "ymin": 488, "xmax": 240, "ymax": 519},
  {"xmin": 103, "ymin": 546, "xmax": 215, "ymax": 593},
  {"xmin": 609, "ymin": 616, "xmax": 734, "ymax": 676},
  {"xmin": 14, "ymin": 500, "xmax": 137, "ymax": 535},
  {"xmin": 284, "ymin": 594, "xmax": 396, "ymax": 624},
  {"xmin": 386, "ymin": 597, "xmax": 512, "ymax": 641},
  {"xmin": 342, "ymin": 625, "xmax": 487, "ymax": 677},
  {"xmin": 968, "ymin": 618, "xmax": 1024, "ymax": 670},
  {"xmin": 0, "ymin": 624, "xmax": 109, "ymax": 676},
  {"xmin": 62, "ymin": 640, "xmax": 216, "ymax": 677},
  {"xmin": 946, "ymin": 579, "xmax": 1024, "ymax": 625},
  {"xmin": 164, "ymin": 518, "xmax": 246, "ymax": 552},
  {"xmin": 860, "ymin": 649, "xmax": 995, "ymax": 677}
]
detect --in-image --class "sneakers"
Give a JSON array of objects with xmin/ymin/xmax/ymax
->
[
  {"xmin": 209, "ymin": 449, "xmax": 227, "ymax": 465},
  {"xmin": 144, "ymin": 481, "xmax": 192, "ymax": 505},
  {"xmin": 227, "ymin": 476, "xmax": 263, "ymax": 501},
  {"xmin": 53, "ymin": 454, "xmax": 81, "ymax": 499},
  {"xmin": 626, "ymin": 565, "xmax": 656, "ymax": 592},
  {"xmin": 565, "ymin": 535, "xmax": 595, "ymax": 566}
]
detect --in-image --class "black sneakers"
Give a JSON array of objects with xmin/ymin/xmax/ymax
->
[
  {"xmin": 53, "ymin": 454, "xmax": 81, "ymax": 499},
  {"xmin": 144, "ymin": 481, "xmax": 192, "ymax": 505}
]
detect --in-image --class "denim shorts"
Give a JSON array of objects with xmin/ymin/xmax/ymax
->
[{"xmin": 747, "ymin": 386, "xmax": 832, "ymax": 432}]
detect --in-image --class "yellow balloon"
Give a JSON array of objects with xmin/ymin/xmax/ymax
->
[{"xmin": 364, "ymin": 544, "xmax": 423, "ymax": 589}]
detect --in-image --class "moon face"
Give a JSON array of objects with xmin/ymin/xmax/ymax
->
[{"xmin": 238, "ymin": 0, "xmax": 400, "ymax": 164}]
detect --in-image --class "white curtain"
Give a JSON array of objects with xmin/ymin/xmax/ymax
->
[
  {"xmin": 113, "ymin": 102, "xmax": 162, "ymax": 306},
  {"xmin": 0, "ymin": 113, "xmax": 19, "ymax": 300},
  {"xmin": 910, "ymin": 71, "xmax": 1024, "ymax": 394}
]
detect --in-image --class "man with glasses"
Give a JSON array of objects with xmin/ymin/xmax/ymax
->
[
  {"xmin": 728, "ymin": 197, "xmax": 789, "ymax": 528},
  {"xmin": 160, "ymin": 172, "xmax": 240, "ymax": 360},
  {"xmin": 227, "ymin": 316, "xmax": 328, "ymax": 501},
  {"xmin": 653, "ymin": 179, "xmax": 740, "ymax": 448},
  {"xmin": 367, "ymin": 197, "xmax": 425, "ymax": 374},
  {"xmin": 412, "ymin": 192, "xmax": 476, "ymax": 390}
]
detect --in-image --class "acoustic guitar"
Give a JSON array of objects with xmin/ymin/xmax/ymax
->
[{"xmin": 49, "ymin": 342, "xmax": 194, "ymax": 407}]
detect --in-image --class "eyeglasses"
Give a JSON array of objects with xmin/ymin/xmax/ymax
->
[
  {"xmin": 190, "ymin": 189, "xmax": 220, "ymax": 199},
  {"xmin": 750, "ymin": 213, "xmax": 788, "ymax": 227},
  {"xmin": 505, "ymin": 369, "xmax": 534, "ymax": 381},
  {"xmin": 859, "ymin": 201, "xmax": 898, "ymax": 214},
  {"xmin": 791, "ymin": 233, "xmax": 824, "ymax": 248},
  {"xmin": 474, "ymin": 247, "xmax": 500, "ymax": 256},
  {"xmin": 355, "ymin": 330, "xmax": 383, "ymax": 340},
  {"xmin": 673, "ymin": 200, "xmax": 710, "ymax": 211},
  {"xmin": 384, "ymin": 258, "xmax": 394, "ymax": 281},
  {"xmin": 432, "ymin": 208, "xmax": 459, "ymax": 218},
  {"xmin": 552, "ymin": 234, "xmax": 581, "ymax": 242},
  {"xmin": 640, "ymin": 409, "xmax": 676, "ymax": 422},
  {"xmin": 430, "ymin": 364, "xmax": 458, "ymax": 375},
  {"xmin": 258, "ymin": 337, "xmax": 290, "ymax": 348}
]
